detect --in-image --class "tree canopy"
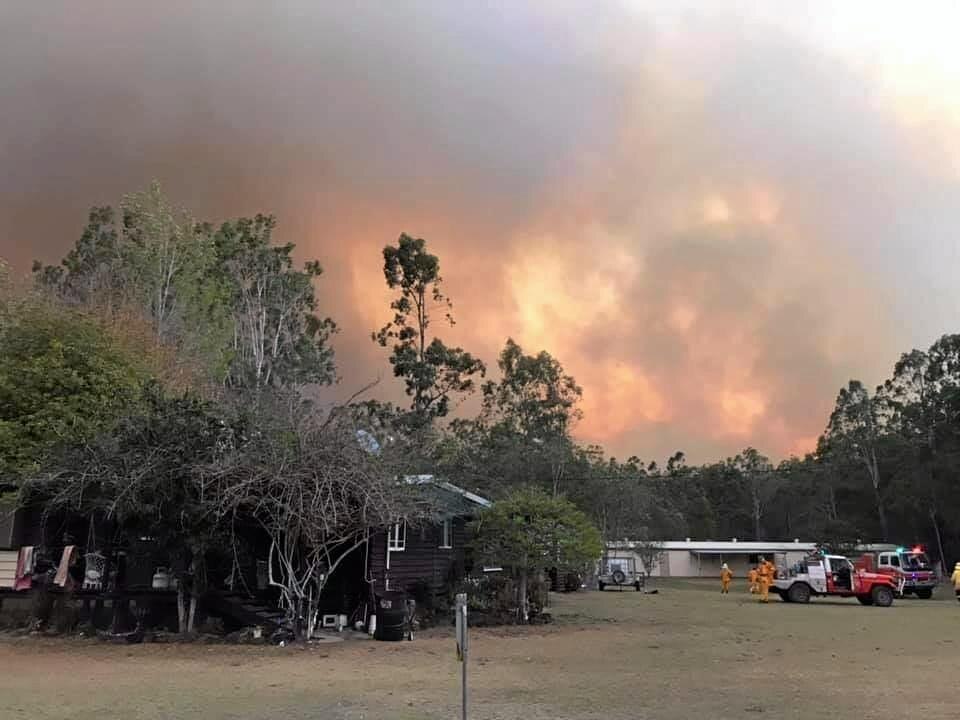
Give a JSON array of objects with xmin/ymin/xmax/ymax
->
[
  {"xmin": 34, "ymin": 183, "xmax": 337, "ymax": 390},
  {"xmin": 0, "ymin": 297, "xmax": 154, "ymax": 484},
  {"xmin": 470, "ymin": 487, "xmax": 601, "ymax": 621},
  {"xmin": 373, "ymin": 233, "xmax": 484, "ymax": 427}
]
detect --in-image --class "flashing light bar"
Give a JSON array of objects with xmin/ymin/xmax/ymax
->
[{"xmin": 895, "ymin": 545, "xmax": 925, "ymax": 554}]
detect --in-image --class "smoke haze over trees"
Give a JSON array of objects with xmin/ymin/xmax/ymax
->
[{"xmin": 7, "ymin": 3, "xmax": 960, "ymax": 462}]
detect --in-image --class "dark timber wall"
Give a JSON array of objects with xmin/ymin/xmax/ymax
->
[{"xmin": 367, "ymin": 518, "xmax": 468, "ymax": 598}]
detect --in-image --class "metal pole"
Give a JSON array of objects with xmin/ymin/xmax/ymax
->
[
  {"xmin": 456, "ymin": 592, "xmax": 468, "ymax": 720},
  {"xmin": 931, "ymin": 509, "xmax": 948, "ymax": 579}
]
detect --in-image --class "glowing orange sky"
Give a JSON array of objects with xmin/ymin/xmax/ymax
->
[{"xmin": 3, "ymin": 2, "xmax": 960, "ymax": 462}]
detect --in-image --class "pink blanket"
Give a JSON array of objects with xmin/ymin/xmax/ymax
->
[{"xmin": 13, "ymin": 546, "xmax": 34, "ymax": 591}]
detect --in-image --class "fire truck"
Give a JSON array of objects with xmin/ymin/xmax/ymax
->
[
  {"xmin": 856, "ymin": 545, "xmax": 937, "ymax": 599},
  {"xmin": 772, "ymin": 550, "xmax": 900, "ymax": 606}
]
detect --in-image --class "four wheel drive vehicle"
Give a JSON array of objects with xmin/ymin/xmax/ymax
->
[
  {"xmin": 598, "ymin": 555, "xmax": 645, "ymax": 591},
  {"xmin": 856, "ymin": 546, "xmax": 937, "ymax": 599},
  {"xmin": 773, "ymin": 553, "xmax": 900, "ymax": 607}
]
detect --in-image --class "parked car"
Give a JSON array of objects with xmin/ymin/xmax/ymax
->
[{"xmin": 598, "ymin": 555, "xmax": 644, "ymax": 591}]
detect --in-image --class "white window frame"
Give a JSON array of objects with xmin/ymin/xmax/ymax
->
[
  {"xmin": 388, "ymin": 522, "xmax": 406, "ymax": 552},
  {"xmin": 439, "ymin": 518, "xmax": 453, "ymax": 549}
]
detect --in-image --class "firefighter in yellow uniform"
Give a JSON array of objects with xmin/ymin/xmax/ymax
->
[
  {"xmin": 765, "ymin": 559, "xmax": 777, "ymax": 582},
  {"xmin": 720, "ymin": 563, "xmax": 733, "ymax": 594},
  {"xmin": 757, "ymin": 560, "xmax": 772, "ymax": 603},
  {"xmin": 747, "ymin": 566, "xmax": 759, "ymax": 594},
  {"xmin": 951, "ymin": 561, "xmax": 960, "ymax": 603}
]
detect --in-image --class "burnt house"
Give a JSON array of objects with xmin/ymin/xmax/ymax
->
[{"xmin": 365, "ymin": 476, "xmax": 491, "ymax": 599}]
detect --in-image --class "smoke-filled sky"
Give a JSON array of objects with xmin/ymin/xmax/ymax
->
[{"xmin": 3, "ymin": 1, "xmax": 960, "ymax": 462}]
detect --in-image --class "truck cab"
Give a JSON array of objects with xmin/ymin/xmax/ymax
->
[{"xmin": 872, "ymin": 547, "xmax": 936, "ymax": 599}]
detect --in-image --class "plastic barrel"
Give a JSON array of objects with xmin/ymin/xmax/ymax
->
[{"xmin": 373, "ymin": 591, "xmax": 407, "ymax": 641}]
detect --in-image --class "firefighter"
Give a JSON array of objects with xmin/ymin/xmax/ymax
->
[
  {"xmin": 765, "ymin": 558, "xmax": 778, "ymax": 582},
  {"xmin": 720, "ymin": 563, "xmax": 733, "ymax": 594},
  {"xmin": 747, "ymin": 566, "xmax": 759, "ymax": 594},
  {"xmin": 951, "ymin": 562, "xmax": 960, "ymax": 603},
  {"xmin": 758, "ymin": 560, "xmax": 772, "ymax": 603}
]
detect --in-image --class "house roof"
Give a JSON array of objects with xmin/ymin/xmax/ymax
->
[
  {"xmin": 403, "ymin": 475, "xmax": 492, "ymax": 517},
  {"xmin": 608, "ymin": 540, "xmax": 898, "ymax": 554}
]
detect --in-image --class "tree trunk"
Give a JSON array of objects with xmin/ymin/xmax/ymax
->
[
  {"xmin": 752, "ymin": 482, "xmax": 762, "ymax": 540},
  {"xmin": 827, "ymin": 485, "xmax": 839, "ymax": 522},
  {"xmin": 518, "ymin": 570, "xmax": 529, "ymax": 624},
  {"xmin": 866, "ymin": 449, "xmax": 888, "ymax": 541},
  {"xmin": 177, "ymin": 585, "xmax": 187, "ymax": 634},
  {"xmin": 293, "ymin": 596, "xmax": 306, "ymax": 641},
  {"xmin": 872, "ymin": 481, "xmax": 888, "ymax": 542},
  {"xmin": 187, "ymin": 593, "xmax": 197, "ymax": 634},
  {"xmin": 930, "ymin": 507, "xmax": 947, "ymax": 577}
]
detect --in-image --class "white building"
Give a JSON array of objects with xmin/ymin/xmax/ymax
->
[{"xmin": 606, "ymin": 539, "xmax": 897, "ymax": 578}]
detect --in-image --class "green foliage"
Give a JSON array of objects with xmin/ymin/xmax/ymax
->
[
  {"xmin": 634, "ymin": 539, "xmax": 665, "ymax": 577},
  {"xmin": 33, "ymin": 206, "xmax": 120, "ymax": 303},
  {"xmin": 820, "ymin": 381, "xmax": 884, "ymax": 458},
  {"xmin": 373, "ymin": 233, "xmax": 484, "ymax": 425},
  {"xmin": 34, "ymin": 182, "xmax": 336, "ymax": 390},
  {"xmin": 32, "ymin": 386, "xmax": 234, "ymax": 551},
  {"xmin": 481, "ymin": 338, "xmax": 582, "ymax": 439},
  {"xmin": 34, "ymin": 185, "xmax": 223, "ymax": 347},
  {"xmin": 33, "ymin": 184, "xmax": 230, "ymax": 378},
  {"xmin": 119, "ymin": 183, "xmax": 233, "ymax": 368},
  {"xmin": 438, "ymin": 339, "xmax": 582, "ymax": 497},
  {"xmin": 469, "ymin": 486, "xmax": 598, "ymax": 621},
  {"xmin": 819, "ymin": 380, "xmax": 889, "ymax": 539},
  {"xmin": 0, "ymin": 298, "xmax": 151, "ymax": 482},
  {"xmin": 471, "ymin": 487, "xmax": 602, "ymax": 575},
  {"xmin": 214, "ymin": 215, "xmax": 337, "ymax": 388}
]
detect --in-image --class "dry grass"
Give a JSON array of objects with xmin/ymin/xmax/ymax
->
[{"xmin": 1, "ymin": 579, "xmax": 956, "ymax": 719}]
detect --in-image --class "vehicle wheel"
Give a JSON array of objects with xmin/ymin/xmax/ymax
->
[
  {"xmin": 612, "ymin": 570, "xmax": 627, "ymax": 586},
  {"xmin": 787, "ymin": 583, "xmax": 811, "ymax": 604},
  {"xmin": 598, "ymin": 581, "xmax": 605, "ymax": 592},
  {"xmin": 856, "ymin": 595, "xmax": 874, "ymax": 606},
  {"xmin": 915, "ymin": 588, "xmax": 933, "ymax": 600},
  {"xmin": 872, "ymin": 585, "xmax": 894, "ymax": 607}
]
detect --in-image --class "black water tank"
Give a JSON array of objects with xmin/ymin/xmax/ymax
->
[{"xmin": 374, "ymin": 591, "xmax": 407, "ymax": 641}]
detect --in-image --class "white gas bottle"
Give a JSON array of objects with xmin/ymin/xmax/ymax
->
[{"xmin": 152, "ymin": 567, "xmax": 170, "ymax": 589}]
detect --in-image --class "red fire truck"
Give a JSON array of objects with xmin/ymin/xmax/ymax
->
[
  {"xmin": 773, "ymin": 551, "xmax": 900, "ymax": 606},
  {"xmin": 856, "ymin": 546, "xmax": 937, "ymax": 599}
]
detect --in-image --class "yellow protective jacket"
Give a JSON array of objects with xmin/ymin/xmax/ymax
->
[
  {"xmin": 951, "ymin": 563, "xmax": 960, "ymax": 589},
  {"xmin": 721, "ymin": 568, "xmax": 733, "ymax": 583}
]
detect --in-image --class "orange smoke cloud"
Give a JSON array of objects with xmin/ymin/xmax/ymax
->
[{"xmin": 3, "ymin": 2, "xmax": 959, "ymax": 463}]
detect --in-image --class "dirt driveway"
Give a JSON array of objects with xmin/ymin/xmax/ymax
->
[{"xmin": 1, "ymin": 580, "xmax": 957, "ymax": 719}]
